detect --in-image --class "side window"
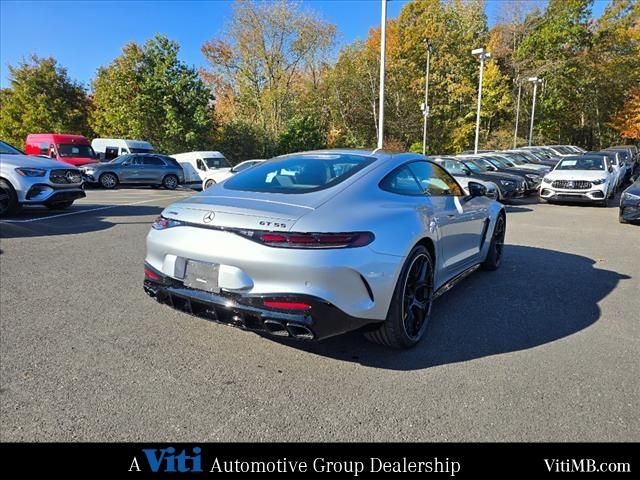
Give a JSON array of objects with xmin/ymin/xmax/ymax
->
[
  {"xmin": 379, "ymin": 165, "xmax": 423, "ymax": 195},
  {"xmin": 196, "ymin": 159, "xmax": 206, "ymax": 171},
  {"xmin": 408, "ymin": 162, "xmax": 464, "ymax": 197},
  {"xmin": 121, "ymin": 147, "xmax": 128, "ymax": 154},
  {"xmin": 144, "ymin": 156, "xmax": 165, "ymax": 166},
  {"xmin": 105, "ymin": 147, "xmax": 119, "ymax": 160},
  {"xmin": 129, "ymin": 156, "xmax": 143, "ymax": 166},
  {"xmin": 38, "ymin": 142, "xmax": 49, "ymax": 155}
]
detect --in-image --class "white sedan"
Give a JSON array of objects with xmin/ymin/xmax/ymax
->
[{"xmin": 202, "ymin": 159, "xmax": 265, "ymax": 189}]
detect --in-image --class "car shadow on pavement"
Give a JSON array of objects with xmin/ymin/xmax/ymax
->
[
  {"xmin": 0, "ymin": 205, "xmax": 163, "ymax": 239},
  {"xmin": 276, "ymin": 245, "xmax": 629, "ymax": 371}
]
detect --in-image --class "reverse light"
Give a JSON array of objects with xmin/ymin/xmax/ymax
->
[
  {"xmin": 152, "ymin": 216, "xmax": 184, "ymax": 230},
  {"xmin": 235, "ymin": 230, "xmax": 374, "ymax": 249},
  {"xmin": 15, "ymin": 167, "xmax": 46, "ymax": 177}
]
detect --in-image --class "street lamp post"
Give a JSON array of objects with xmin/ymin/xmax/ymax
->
[
  {"xmin": 377, "ymin": 0, "xmax": 388, "ymax": 150},
  {"xmin": 513, "ymin": 79, "xmax": 522, "ymax": 148},
  {"xmin": 421, "ymin": 40, "xmax": 432, "ymax": 155},
  {"xmin": 472, "ymin": 48, "xmax": 491, "ymax": 154},
  {"xmin": 528, "ymin": 76, "xmax": 543, "ymax": 147}
]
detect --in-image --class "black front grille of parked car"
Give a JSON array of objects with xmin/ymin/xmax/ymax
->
[
  {"xmin": 552, "ymin": 180, "xmax": 592, "ymax": 189},
  {"xmin": 50, "ymin": 169, "xmax": 82, "ymax": 184}
]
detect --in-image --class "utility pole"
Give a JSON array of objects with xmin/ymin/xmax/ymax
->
[
  {"xmin": 377, "ymin": 0, "xmax": 387, "ymax": 150},
  {"xmin": 528, "ymin": 76, "xmax": 543, "ymax": 147},
  {"xmin": 472, "ymin": 48, "xmax": 491, "ymax": 154},
  {"xmin": 513, "ymin": 79, "xmax": 522, "ymax": 148},
  {"xmin": 421, "ymin": 40, "xmax": 432, "ymax": 155}
]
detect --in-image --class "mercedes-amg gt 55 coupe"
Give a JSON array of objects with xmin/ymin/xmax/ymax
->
[{"xmin": 143, "ymin": 150, "xmax": 506, "ymax": 349}]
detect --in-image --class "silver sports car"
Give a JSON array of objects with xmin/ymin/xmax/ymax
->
[{"xmin": 144, "ymin": 149, "xmax": 506, "ymax": 348}]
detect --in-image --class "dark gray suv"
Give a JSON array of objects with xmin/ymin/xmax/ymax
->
[{"xmin": 81, "ymin": 154, "xmax": 184, "ymax": 189}]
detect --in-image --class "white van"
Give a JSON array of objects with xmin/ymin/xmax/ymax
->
[
  {"xmin": 91, "ymin": 138, "xmax": 155, "ymax": 162},
  {"xmin": 171, "ymin": 151, "xmax": 231, "ymax": 188}
]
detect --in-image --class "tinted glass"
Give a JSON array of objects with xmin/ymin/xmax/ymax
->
[
  {"xmin": 379, "ymin": 166, "xmax": 423, "ymax": 195},
  {"xmin": 57, "ymin": 143, "xmax": 94, "ymax": 158},
  {"xmin": 129, "ymin": 148, "xmax": 154, "ymax": 153},
  {"xmin": 437, "ymin": 159, "xmax": 468, "ymax": 175},
  {"xmin": 143, "ymin": 156, "xmax": 165, "ymax": 166},
  {"xmin": 225, "ymin": 154, "xmax": 374, "ymax": 194},
  {"xmin": 409, "ymin": 162, "xmax": 463, "ymax": 196},
  {"xmin": 0, "ymin": 141, "xmax": 23, "ymax": 154},
  {"xmin": 110, "ymin": 154, "xmax": 133, "ymax": 163}
]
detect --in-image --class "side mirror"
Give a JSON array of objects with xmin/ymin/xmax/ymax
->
[
  {"xmin": 467, "ymin": 181, "xmax": 487, "ymax": 198},
  {"xmin": 463, "ymin": 168, "xmax": 472, "ymax": 176},
  {"xmin": 608, "ymin": 166, "xmax": 613, "ymax": 173}
]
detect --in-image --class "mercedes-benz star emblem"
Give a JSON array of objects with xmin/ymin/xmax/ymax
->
[{"xmin": 203, "ymin": 211, "xmax": 216, "ymax": 223}]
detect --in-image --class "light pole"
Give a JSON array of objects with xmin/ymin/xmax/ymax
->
[
  {"xmin": 472, "ymin": 48, "xmax": 491, "ymax": 154},
  {"xmin": 528, "ymin": 76, "xmax": 543, "ymax": 146},
  {"xmin": 421, "ymin": 40, "xmax": 432, "ymax": 155},
  {"xmin": 513, "ymin": 78, "xmax": 522, "ymax": 148},
  {"xmin": 377, "ymin": 0, "xmax": 388, "ymax": 150}
]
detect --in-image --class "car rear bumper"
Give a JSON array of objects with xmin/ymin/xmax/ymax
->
[{"xmin": 143, "ymin": 264, "xmax": 376, "ymax": 341}]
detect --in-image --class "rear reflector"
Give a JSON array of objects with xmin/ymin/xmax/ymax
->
[
  {"xmin": 263, "ymin": 300, "xmax": 312, "ymax": 311},
  {"xmin": 235, "ymin": 230, "xmax": 374, "ymax": 249},
  {"xmin": 144, "ymin": 268, "xmax": 160, "ymax": 281}
]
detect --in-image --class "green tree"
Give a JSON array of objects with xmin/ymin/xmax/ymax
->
[
  {"xmin": 91, "ymin": 35, "xmax": 214, "ymax": 153},
  {"xmin": 276, "ymin": 114, "xmax": 326, "ymax": 154},
  {"xmin": 0, "ymin": 55, "xmax": 92, "ymax": 147}
]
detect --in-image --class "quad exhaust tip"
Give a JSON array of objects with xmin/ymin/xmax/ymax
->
[{"xmin": 263, "ymin": 319, "xmax": 315, "ymax": 340}]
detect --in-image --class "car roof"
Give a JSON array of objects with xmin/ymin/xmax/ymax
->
[{"xmin": 27, "ymin": 133, "xmax": 89, "ymax": 143}]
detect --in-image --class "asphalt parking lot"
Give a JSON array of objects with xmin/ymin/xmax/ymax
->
[{"xmin": 1, "ymin": 188, "xmax": 638, "ymax": 441}]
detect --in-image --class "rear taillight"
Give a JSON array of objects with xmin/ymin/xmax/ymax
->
[
  {"xmin": 263, "ymin": 300, "xmax": 312, "ymax": 311},
  {"xmin": 234, "ymin": 230, "xmax": 374, "ymax": 249},
  {"xmin": 144, "ymin": 267, "xmax": 160, "ymax": 280}
]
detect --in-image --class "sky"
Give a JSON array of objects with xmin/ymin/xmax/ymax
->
[{"xmin": 0, "ymin": 0, "xmax": 610, "ymax": 89}]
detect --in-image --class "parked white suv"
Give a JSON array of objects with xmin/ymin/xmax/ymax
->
[
  {"xmin": 0, "ymin": 141, "xmax": 85, "ymax": 216},
  {"xmin": 539, "ymin": 155, "xmax": 616, "ymax": 206}
]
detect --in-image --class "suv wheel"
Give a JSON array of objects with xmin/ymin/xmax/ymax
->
[
  {"xmin": 0, "ymin": 179, "xmax": 18, "ymax": 217},
  {"xmin": 365, "ymin": 245, "xmax": 434, "ymax": 349},
  {"xmin": 204, "ymin": 179, "xmax": 216, "ymax": 189},
  {"xmin": 162, "ymin": 174, "xmax": 179, "ymax": 190},
  {"xmin": 99, "ymin": 173, "xmax": 118, "ymax": 189}
]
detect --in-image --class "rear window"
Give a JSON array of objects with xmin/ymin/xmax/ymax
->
[
  {"xmin": 203, "ymin": 157, "xmax": 230, "ymax": 169},
  {"xmin": 224, "ymin": 154, "xmax": 375, "ymax": 194}
]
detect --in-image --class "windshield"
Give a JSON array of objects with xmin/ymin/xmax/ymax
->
[
  {"xmin": 0, "ymin": 141, "xmax": 23, "ymax": 155},
  {"xmin": 437, "ymin": 159, "xmax": 468, "ymax": 175},
  {"xmin": 462, "ymin": 160, "xmax": 482, "ymax": 173},
  {"xmin": 224, "ymin": 154, "xmax": 375, "ymax": 194},
  {"xmin": 109, "ymin": 154, "xmax": 133, "ymax": 164},
  {"xmin": 203, "ymin": 157, "xmax": 230, "ymax": 169},
  {"xmin": 502, "ymin": 153, "xmax": 526, "ymax": 165},
  {"xmin": 233, "ymin": 160, "xmax": 262, "ymax": 173},
  {"xmin": 474, "ymin": 158, "xmax": 496, "ymax": 171},
  {"xmin": 57, "ymin": 143, "xmax": 95, "ymax": 158},
  {"xmin": 555, "ymin": 146, "xmax": 574, "ymax": 154},
  {"xmin": 486, "ymin": 156, "xmax": 510, "ymax": 168},
  {"xmin": 556, "ymin": 157, "xmax": 605, "ymax": 171}
]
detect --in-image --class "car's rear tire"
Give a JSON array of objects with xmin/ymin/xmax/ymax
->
[
  {"xmin": 99, "ymin": 172, "xmax": 118, "ymax": 189},
  {"xmin": 481, "ymin": 213, "xmax": 506, "ymax": 271},
  {"xmin": 46, "ymin": 200, "xmax": 74, "ymax": 210},
  {"xmin": 619, "ymin": 210, "xmax": 629, "ymax": 224},
  {"xmin": 163, "ymin": 174, "xmax": 179, "ymax": 190},
  {"xmin": 364, "ymin": 245, "xmax": 434, "ymax": 349},
  {"xmin": 204, "ymin": 179, "xmax": 216, "ymax": 189},
  {"xmin": 0, "ymin": 179, "xmax": 18, "ymax": 217}
]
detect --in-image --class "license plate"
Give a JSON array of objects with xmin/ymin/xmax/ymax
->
[{"xmin": 183, "ymin": 260, "xmax": 220, "ymax": 293}]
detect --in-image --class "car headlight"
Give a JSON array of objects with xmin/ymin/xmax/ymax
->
[
  {"xmin": 499, "ymin": 180, "xmax": 515, "ymax": 187},
  {"xmin": 152, "ymin": 216, "xmax": 185, "ymax": 230},
  {"xmin": 591, "ymin": 178, "xmax": 607, "ymax": 185},
  {"xmin": 542, "ymin": 176, "xmax": 553, "ymax": 183},
  {"xmin": 83, "ymin": 168, "xmax": 96, "ymax": 175},
  {"xmin": 623, "ymin": 191, "xmax": 640, "ymax": 201},
  {"xmin": 15, "ymin": 167, "xmax": 46, "ymax": 177},
  {"xmin": 525, "ymin": 174, "xmax": 540, "ymax": 180}
]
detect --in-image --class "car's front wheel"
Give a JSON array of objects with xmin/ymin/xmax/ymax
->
[
  {"xmin": 0, "ymin": 179, "xmax": 19, "ymax": 217},
  {"xmin": 365, "ymin": 245, "xmax": 434, "ymax": 349},
  {"xmin": 163, "ymin": 174, "xmax": 179, "ymax": 190},
  {"xmin": 99, "ymin": 173, "xmax": 118, "ymax": 189},
  {"xmin": 204, "ymin": 179, "xmax": 216, "ymax": 189}
]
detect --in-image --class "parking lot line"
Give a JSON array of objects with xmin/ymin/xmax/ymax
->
[{"xmin": 0, "ymin": 195, "xmax": 186, "ymax": 224}]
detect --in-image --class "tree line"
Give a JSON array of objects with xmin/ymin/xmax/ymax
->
[{"xmin": 1, "ymin": 0, "xmax": 638, "ymax": 163}]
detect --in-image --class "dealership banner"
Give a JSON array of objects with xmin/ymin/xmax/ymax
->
[{"xmin": 0, "ymin": 443, "xmax": 635, "ymax": 476}]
